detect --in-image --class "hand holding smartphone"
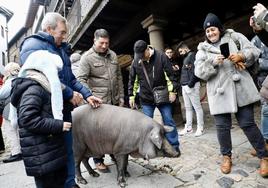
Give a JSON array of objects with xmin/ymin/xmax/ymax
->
[{"xmin": 220, "ymin": 43, "xmax": 230, "ymax": 58}]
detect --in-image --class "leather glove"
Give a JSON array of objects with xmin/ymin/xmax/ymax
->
[
  {"xmin": 129, "ymin": 96, "xmax": 136, "ymax": 109},
  {"xmin": 169, "ymin": 92, "xmax": 177, "ymax": 103},
  {"xmin": 228, "ymin": 53, "xmax": 244, "ymax": 63},
  {"xmin": 228, "ymin": 53, "xmax": 246, "ymax": 71},
  {"xmin": 234, "ymin": 61, "xmax": 246, "ymax": 71}
]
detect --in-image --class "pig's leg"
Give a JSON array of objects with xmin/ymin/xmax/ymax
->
[
  {"xmin": 81, "ymin": 157, "xmax": 100, "ymax": 177},
  {"xmin": 115, "ymin": 154, "xmax": 129, "ymax": 187},
  {"xmin": 123, "ymin": 154, "xmax": 130, "ymax": 177},
  {"xmin": 74, "ymin": 148, "xmax": 88, "ymax": 185}
]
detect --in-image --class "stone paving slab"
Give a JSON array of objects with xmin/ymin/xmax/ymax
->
[
  {"xmin": 79, "ymin": 159, "xmax": 183, "ymax": 188},
  {"xmin": 1, "ymin": 102, "xmax": 268, "ymax": 188},
  {"xmin": 0, "ymin": 157, "xmax": 182, "ymax": 188},
  {"xmin": 132, "ymin": 125, "xmax": 268, "ymax": 188}
]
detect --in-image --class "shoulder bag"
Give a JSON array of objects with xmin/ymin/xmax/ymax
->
[{"xmin": 140, "ymin": 61, "xmax": 169, "ymax": 105}]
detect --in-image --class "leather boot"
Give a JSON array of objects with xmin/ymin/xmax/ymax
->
[
  {"xmin": 259, "ymin": 157, "xmax": 268, "ymax": 177},
  {"xmin": 95, "ymin": 162, "xmax": 110, "ymax": 173},
  {"xmin": 221, "ymin": 155, "xmax": 232, "ymax": 174},
  {"xmin": 250, "ymin": 143, "xmax": 268, "ymax": 157}
]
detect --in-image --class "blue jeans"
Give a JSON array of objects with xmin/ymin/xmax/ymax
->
[
  {"xmin": 64, "ymin": 131, "xmax": 76, "ymax": 188},
  {"xmin": 63, "ymin": 110, "xmax": 76, "ymax": 188},
  {"xmin": 142, "ymin": 103, "xmax": 180, "ymax": 149},
  {"xmin": 261, "ymin": 102, "xmax": 268, "ymax": 140},
  {"xmin": 214, "ymin": 104, "xmax": 268, "ymax": 159}
]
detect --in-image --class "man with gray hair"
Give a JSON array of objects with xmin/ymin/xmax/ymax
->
[
  {"xmin": 77, "ymin": 28, "xmax": 124, "ymax": 172},
  {"xmin": 20, "ymin": 12, "xmax": 102, "ymax": 188}
]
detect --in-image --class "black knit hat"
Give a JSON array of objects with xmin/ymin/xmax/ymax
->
[
  {"xmin": 203, "ymin": 13, "xmax": 223, "ymax": 30},
  {"xmin": 133, "ymin": 40, "xmax": 148, "ymax": 62}
]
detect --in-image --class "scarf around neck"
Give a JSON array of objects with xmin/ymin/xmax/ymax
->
[{"xmin": 19, "ymin": 50, "xmax": 63, "ymax": 120}]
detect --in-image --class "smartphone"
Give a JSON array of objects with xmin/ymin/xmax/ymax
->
[{"xmin": 220, "ymin": 43, "xmax": 230, "ymax": 58}]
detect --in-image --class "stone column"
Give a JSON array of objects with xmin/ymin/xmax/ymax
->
[{"xmin": 141, "ymin": 14, "xmax": 167, "ymax": 50}]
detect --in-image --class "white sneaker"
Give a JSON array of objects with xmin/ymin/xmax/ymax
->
[
  {"xmin": 179, "ymin": 127, "xmax": 193, "ymax": 135},
  {"xmin": 195, "ymin": 128, "xmax": 204, "ymax": 137}
]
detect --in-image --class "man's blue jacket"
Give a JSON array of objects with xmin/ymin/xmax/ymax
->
[{"xmin": 20, "ymin": 31, "xmax": 92, "ymax": 101}]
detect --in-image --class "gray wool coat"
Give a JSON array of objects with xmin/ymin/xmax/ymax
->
[{"xmin": 195, "ymin": 29, "xmax": 261, "ymax": 115}]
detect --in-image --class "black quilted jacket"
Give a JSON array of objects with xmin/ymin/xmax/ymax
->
[{"xmin": 11, "ymin": 77, "xmax": 67, "ymax": 176}]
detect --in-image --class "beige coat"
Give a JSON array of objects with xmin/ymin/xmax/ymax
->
[
  {"xmin": 77, "ymin": 47, "xmax": 124, "ymax": 105},
  {"xmin": 195, "ymin": 29, "xmax": 261, "ymax": 115}
]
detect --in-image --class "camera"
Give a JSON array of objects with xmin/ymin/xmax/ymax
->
[{"xmin": 252, "ymin": 16, "xmax": 261, "ymax": 27}]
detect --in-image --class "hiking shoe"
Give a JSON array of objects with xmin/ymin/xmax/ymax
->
[
  {"xmin": 221, "ymin": 155, "xmax": 232, "ymax": 174},
  {"xmin": 259, "ymin": 157, "xmax": 268, "ymax": 177}
]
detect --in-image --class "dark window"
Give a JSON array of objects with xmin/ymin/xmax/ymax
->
[
  {"xmin": 2, "ymin": 52, "xmax": 5, "ymax": 66},
  {"xmin": 1, "ymin": 26, "xmax": 4, "ymax": 38}
]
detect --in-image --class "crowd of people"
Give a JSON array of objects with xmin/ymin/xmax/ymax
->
[{"xmin": 0, "ymin": 2, "xmax": 268, "ymax": 188}]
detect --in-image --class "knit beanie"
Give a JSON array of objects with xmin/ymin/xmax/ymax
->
[{"xmin": 203, "ymin": 13, "xmax": 223, "ymax": 30}]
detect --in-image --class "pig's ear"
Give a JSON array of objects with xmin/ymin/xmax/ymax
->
[
  {"xmin": 150, "ymin": 127, "xmax": 162, "ymax": 149},
  {"xmin": 163, "ymin": 125, "xmax": 174, "ymax": 133}
]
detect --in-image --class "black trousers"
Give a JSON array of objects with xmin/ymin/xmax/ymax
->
[
  {"xmin": 214, "ymin": 104, "xmax": 268, "ymax": 158},
  {"xmin": 34, "ymin": 165, "xmax": 67, "ymax": 188},
  {"xmin": 0, "ymin": 127, "xmax": 5, "ymax": 151}
]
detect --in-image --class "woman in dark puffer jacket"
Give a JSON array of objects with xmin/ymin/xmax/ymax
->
[{"xmin": 11, "ymin": 50, "xmax": 72, "ymax": 188}]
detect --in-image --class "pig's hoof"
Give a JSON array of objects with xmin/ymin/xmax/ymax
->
[
  {"xmin": 90, "ymin": 171, "xmax": 100, "ymax": 177},
  {"xmin": 118, "ymin": 181, "xmax": 127, "ymax": 188},
  {"xmin": 125, "ymin": 171, "xmax": 131, "ymax": 177},
  {"xmin": 77, "ymin": 177, "xmax": 87, "ymax": 185},
  {"xmin": 118, "ymin": 177, "xmax": 127, "ymax": 187}
]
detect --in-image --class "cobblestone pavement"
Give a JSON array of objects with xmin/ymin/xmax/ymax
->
[
  {"xmin": 132, "ymin": 102, "xmax": 268, "ymax": 188},
  {"xmin": 0, "ymin": 102, "xmax": 267, "ymax": 188}
]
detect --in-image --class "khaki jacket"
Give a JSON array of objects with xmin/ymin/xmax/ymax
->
[{"xmin": 77, "ymin": 47, "xmax": 124, "ymax": 104}]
